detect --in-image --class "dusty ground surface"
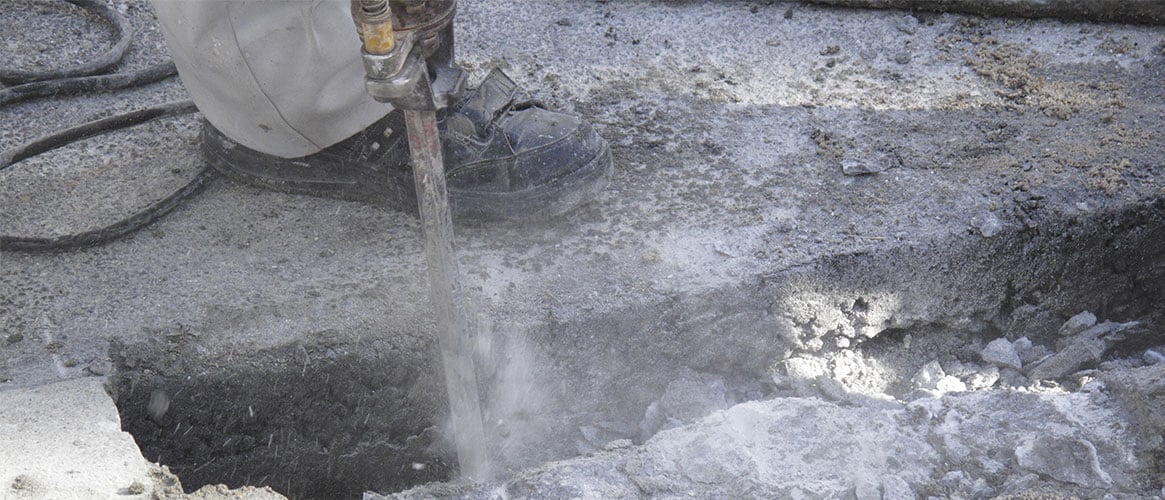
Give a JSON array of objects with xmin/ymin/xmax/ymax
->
[{"xmin": 1, "ymin": 0, "xmax": 1164, "ymax": 499}]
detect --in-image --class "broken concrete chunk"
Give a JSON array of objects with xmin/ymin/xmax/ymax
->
[
  {"xmin": 1015, "ymin": 436, "xmax": 1112, "ymax": 488},
  {"xmin": 1013, "ymin": 336, "xmax": 1033, "ymax": 361},
  {"xmin": 880, "ymin": 475, "xmax": 913, "ymax": 500},
  {"xmin": 965, "ymin": 365, "xmax": 1000, "ymax": 390},
  {"xmin": 1059, "ymin": 311, "xmax": 1097, "ymax": 336},
  {"xmin": 1027, "ymin": 337, "xmax": 1107, "ymax": 381},
  {"xmin": 815, "ymin": 375, "xmax": 851, "ymax": 402},
  {"xmin": 970, "ymin": 478, "xmax": 995, "ymax": 498},
  {"xmin": 780, "ymin": 356, "xmax": 830, "ymax": 395},
  {"xmin": 1000, "ymin": 473, "xmax": 1041, "ymax": 496},
  {"xmin": 999, "ymin": 367, "xmax": 1028, "ymax": 387},
  {"xmin": 1102, "ymin": 363, "xmax": 1165, "ymax": 450},
  {"xmin": 935, "ymin": 376, "xmax": 967, "ymax": 394},
  {"xmin": 911, "ymin": 361, "xmax": 946, "ymax": 391},
  {"xmin": 940, "ymin": 470, "xmax": 971, "ymax": 492},
  {"xmin": 982, "ymin": 338, "xmax": 1022, "ymax": 370},
  {"xmin": 782, "ymin": 356, "xmax": 829, "ymax": 380},
  {"xmin": 1075, "ymin": 321, "xmax": 1118, "ymax": 342}
]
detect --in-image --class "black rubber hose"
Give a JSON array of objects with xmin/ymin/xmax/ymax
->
[
  {"xmin": 0, "ymin": 61, "xmax": 177, "ymax": 107},
  {"xmin": 0, "ymin": 0, "xmax": 135, "ymax": 84},
  {"xmin": 0, "ymin": 100, "xmax": 213, "ymax": 252}
]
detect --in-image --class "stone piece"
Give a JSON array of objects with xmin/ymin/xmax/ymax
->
[
  {"xmin": 934, "ymin": 376, "xmax": 967, "ymax": 394},
  {"xmin": 881, "ymin": 475, "xmax": 913, "ymax": 500},
  {"xmin": 1000, "ymin": 473, "xmax": 1041, "ymax": 495},
  {"xmin": 999, "ymin": 367, "xmax": 1028, "ymax": 387},
  {"xmin": 970, "ymin": 478, "xmax": 995, "ymax": 498},
  {"xmin": 911, "ymin": 361, "xmax": 946, "ymax": 390},
  {"xmin": 1059, "ymin": 311, "xmax": 1097, "ymax": 336},
  {"xmin": 940, "ymin": 470, "xmax": 970, "ymax": 492},
  {"xmin": 816, "ymin": 375, "xmax": 851, "ymax": 401},
  {"xmin": 965, "ymin": 366, "xmax": 1000, "ymax": 390},
  {"xmin": 1102, "ymin": 363, "xmax": 1165, "ymax": 450},
  {"xmin": 1015, "ymin": 436, "xmax": 1112, "ymax": 488},
  {"xmin": 1012, "ymin": 336, "xmax": 1033, "ymax": 361},
  {"xmin": 982, "ymin": 338, "xmax": 1022, "ymax": 370},
  {"xmin": 781, "ymin": 356, "xmax": 830, "ymax": 395},
  {"xmin": 1027, "ymin": 337, "xmax": 1106, "ymax": 381}
]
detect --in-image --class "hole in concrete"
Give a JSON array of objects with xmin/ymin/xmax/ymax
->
[
  {"xmin": 110, "ymin": 340, "xmax": 454, "ymax": 499},
  {"xmin": 111, "ymin": 202, "xmax": 1165, "ymax": 498}
]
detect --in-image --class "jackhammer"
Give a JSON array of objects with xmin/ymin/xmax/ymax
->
[{"xmin": 350, "ymin": 0, "xmax": 490, "ymax": 481}]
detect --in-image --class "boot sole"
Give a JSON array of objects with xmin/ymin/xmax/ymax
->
[{"xmin": 203, "ymin": 135, "xmax": 612, "ymax": 222}]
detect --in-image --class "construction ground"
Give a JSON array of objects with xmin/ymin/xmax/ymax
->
[{"xmin": 1, "ymin": 0, "xmax": 1164, "ymax": 498}]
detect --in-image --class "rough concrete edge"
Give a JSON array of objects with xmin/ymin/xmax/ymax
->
[{"xmin": 96, "ymin": 377, "xmax": 292, "ymax": 500}]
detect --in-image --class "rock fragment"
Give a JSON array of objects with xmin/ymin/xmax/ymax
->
[
  {"xmin": 1014, "ymin": 336, "xmax": 1048, "ymax": 365},
  {"xmin": 982, "ymin": 338, "xmax": 1022, "ymax": 370},
  {"xmin": 1026, "ymin": 337, "xmax": 1106, "ymax": 381},
  {"xmin": 965, "ymin": 365, "xmax": 1000, "ymax": 390},
  {"xmin": 999, "ymin": 367, "xmax": 1028, "ymax": 387},
  {"xmin": 1102, "ymin": 363, "xmax": 1165, "ymax": 452},
  {"xmin": 1015, "ymin": 436, "xmax": 1112, "ymax": 488},
  {"xmin": 911, "ymin": 361, "xmax": 946, "ymax": 390},
  {"xmin": 880, "ymin": 475, "xmax": 913, "ymax": 500},
  {"xmin": 1059, "ymin": 311, "xmax": 1097, "ymax": 336},
  {"xmin": 1029, "ymin": 319, "xmax": 1143, "ymax": 381},
  {"xmin": 911, "ymin": 361, "xmax": 965, "ymax": 394},
  {"xmin": 970, "ymin": 478, "xmax": 995, "ymax": 498}
]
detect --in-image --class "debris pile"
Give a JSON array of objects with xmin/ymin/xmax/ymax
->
[{"xmin": 387, "ymin": 311, "xmax": 1162, "ymax": 498}]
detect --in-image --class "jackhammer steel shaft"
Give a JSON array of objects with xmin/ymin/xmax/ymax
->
[
  {"xmin": 353, "ymin": 0, "xmax": 490, "ymax": 481},
  {"xmin": 404, "ymin": 109, "xmax": 490, "ymax": 481}
]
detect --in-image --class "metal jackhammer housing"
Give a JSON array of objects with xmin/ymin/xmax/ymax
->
[{"xmin": 351, "ymin": 0, "xmax": 466, "ymax": 111}]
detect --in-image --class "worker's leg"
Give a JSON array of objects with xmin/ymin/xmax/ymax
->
[
  {"xmin": 149, "ymin": 0, "xmax": 612, "ymax": 220},
  {"xmin": 149, "ymin": 0, "xmax": 388, "ymax": 158}
]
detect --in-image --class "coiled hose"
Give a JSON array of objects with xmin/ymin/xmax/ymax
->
[{"xmin": 0, "ymin": 0, "xmax": 210, "ymax": 252}]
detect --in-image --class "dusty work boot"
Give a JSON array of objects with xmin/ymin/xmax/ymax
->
[{"xmin": 200, "ymin": 69, "xmax": 612, "ymax": 221}]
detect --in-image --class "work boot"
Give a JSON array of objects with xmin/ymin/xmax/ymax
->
[{"xmin": 201, "ymin": 69, "xmax": 612, "ymax": 221}]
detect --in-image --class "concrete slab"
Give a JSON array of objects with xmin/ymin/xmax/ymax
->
[
  {"xmin": 0, "ymin": 377, "xmax": 287, "ymax": 499},
  {"xmin": 2, "ymin": 0, "xmax": 1164, "ymax": 497},
  {"xmin": 0, "ymin": 377, "xmax": 157, "ymax": 498}
]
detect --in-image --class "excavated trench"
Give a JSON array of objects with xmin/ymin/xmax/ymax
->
[{"xmin": 110, "ymin": 200, "xmax": 1165, "ymax": 499}]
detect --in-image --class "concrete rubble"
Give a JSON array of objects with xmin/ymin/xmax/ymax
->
[{"xmin": 387, "ymin": 387, "xmax": 1144, "ymax": 499}]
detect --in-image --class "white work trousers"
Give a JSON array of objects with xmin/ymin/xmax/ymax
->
[{"xmin": 150, "ymin": 1, "xmax": 391, "ymax": 158}]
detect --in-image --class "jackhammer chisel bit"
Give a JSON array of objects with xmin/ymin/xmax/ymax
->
[{"xmin": 351, "ymin": 0, "xmax": 489, "ymax": 481}]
